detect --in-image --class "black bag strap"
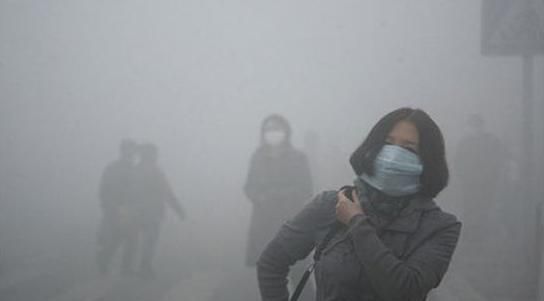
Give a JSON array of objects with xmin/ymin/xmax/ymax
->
[
  {"xmin": 289, "ymin": 263, "xmax": 315, "ymax": 301},
  {"xmin": 290, "ymin": 223, "xmax": 341, "ymax": 301},
  {"xmin": 290, "ymin": 186, "xmax": 353, "ymax": 301}
]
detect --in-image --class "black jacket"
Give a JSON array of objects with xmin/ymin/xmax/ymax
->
[
  {"xmin": 244, "ymin": 146, "xmax": 313, "ymax": 266},
  {"xmin": 257, "ymin": 191, "xmax": 461, "ymax": 301}
]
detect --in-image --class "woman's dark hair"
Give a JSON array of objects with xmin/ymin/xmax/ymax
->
[
  {"xmin": 350, "ymin": 108, "xmax": 449, "ymax": 198},
  {"xmin": 260, "ymin": 114, "xmax": 292, "ymax": 146}
]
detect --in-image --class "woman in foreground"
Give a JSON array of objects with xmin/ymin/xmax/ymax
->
[{"xmin": 257, "ymin": 108, "xmax": 461, "ymax": 301}]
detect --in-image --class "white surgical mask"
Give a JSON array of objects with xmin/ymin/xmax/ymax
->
[
  {"xmin": 264, "ymin": 131, "xmax": 286, "ymax": 146},
  {"xmin": 360, "ymin": 144, "xmax": 423, "ymax": 197}
]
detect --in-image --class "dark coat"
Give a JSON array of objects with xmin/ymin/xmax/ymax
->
[
  {"xmin": 244, "ymin": 146, "xmax": 313, "ymax": 266},
  {"xmin": 97, "ymin": 159, "xmax": 136, "ymax": 245},
  {"xmin": 99, "ymin": 159, "xmax": 135, "ymax": 213},
  {"xmin": 132, "ymin": 163, "xmax": 182, "ymax": 226},
  {"xmin": 257, "ymin": 191, "xmax": 461, "ymax": 301}
]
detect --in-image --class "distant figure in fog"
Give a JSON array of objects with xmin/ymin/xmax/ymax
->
[
  {"xmin": 244, "ymin": 115, "xmax": 314, "ymax": 300},
  {"xmin": 455, "ymin": 114, "xmax": 509, "ymax": 243},
  {"xmin": 303, "ymin": 130, "xmax": 321, "ymax": 191},
  {"xmin": 96, "ymin": 139, "xmax": 138, "ymax": 275},
  {"xmin": 245, "ymin": 115, "xmax": 313, "ymax": 267},
  {"xmin": 130, "ymin": 143, "xmax": 185, "ymax": 278}
]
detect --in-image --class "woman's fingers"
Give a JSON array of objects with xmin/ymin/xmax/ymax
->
[
  {"xmin": 351, "ymin": 190, "xmax": 359, "ymax": 202},
  {"xmin": 336, "ymin": 190, "xmax": 363, "ymax": 224}
]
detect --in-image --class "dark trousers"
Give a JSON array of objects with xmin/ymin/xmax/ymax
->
[
  {"xmin": 139, "ymin": 220, "xmax": 162, "ymax": 273},
  {"xmin": 96, "ymin": 214, "xmax": 137, "ymax": 274}
]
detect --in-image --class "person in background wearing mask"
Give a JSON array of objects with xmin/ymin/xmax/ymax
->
[
  {"xmin": 96, "ymin": 139, "xmax": 138, "ymax": 275},
  {"xmin": 454, "ymin": 114, "xmax": 510, "ymax": 244},
  {"xmin": 257, "ymin": 108, "xmax": 461, "ymax": 301},
  {"xmin": 245, "ymin": 114, "xmax": 314, "ymax": 300},
  {"xmin": 130, "ymin": 143, "xmax": 185, "ymax": 279}
]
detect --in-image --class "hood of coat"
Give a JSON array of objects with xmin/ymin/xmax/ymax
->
[{"xmin": 259, "ymin": 114, "xmax": 292, "ymax": 148}]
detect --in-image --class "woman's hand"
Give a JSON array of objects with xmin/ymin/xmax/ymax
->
[{"xmin": 336, "ymin": 189, "xmax": 365, "ymax": 225}]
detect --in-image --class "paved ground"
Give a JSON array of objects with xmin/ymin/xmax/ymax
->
[
  {"xmin": 0, "ymin": 228, "xmax": 261, "ymax": 301},
  {"xmin": 1, "ymin": 216, "xmax": 541, "ymax": 301}
]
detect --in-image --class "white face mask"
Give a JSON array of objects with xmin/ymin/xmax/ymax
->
[
  {"xmin": 360, "ymin": 144, "xmax": 423, "ymax": 197},
  {"xmin": 264, "ymin": 131, "xmax": 286, "ymax": 146}
]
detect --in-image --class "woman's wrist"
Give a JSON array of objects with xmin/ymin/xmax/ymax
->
[{"xmin": 347, "ymin": 213, "xmax": 366, "ymax": 227}]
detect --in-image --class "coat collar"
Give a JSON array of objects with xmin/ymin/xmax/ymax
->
[{"xmin": 380, "ymin": 196, "xmax": 438, "ymax": 233}]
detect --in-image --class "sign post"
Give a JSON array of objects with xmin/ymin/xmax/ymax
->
[{"xmin": 481, "ymin": 0, "xmax": 543, "ymax": 299}]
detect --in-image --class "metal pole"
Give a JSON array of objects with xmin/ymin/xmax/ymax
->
[
  {"xmin": 522, "ymin": 54, "xmax": 541, "ymax": 300},
  {"xmin": 522, "ymin": 54, "xmax": 534, "ymax": 198},
  {"xmin": 540, "ymin": 62, "xmax": 544, "ymax": 301}
]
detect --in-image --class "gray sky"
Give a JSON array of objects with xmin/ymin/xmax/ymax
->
[{"xmin": 2, "ymin": 0, "xmax": 542, "ymax": 204}]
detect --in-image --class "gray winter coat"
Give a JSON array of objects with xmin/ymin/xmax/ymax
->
[{"xmin": 257, "ymin": 191, "xmax": 461, "ymax": 301}]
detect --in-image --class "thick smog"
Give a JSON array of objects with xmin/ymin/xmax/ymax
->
[{"xmin": 0, "ymin": 1, "xmax": 543, "ymax": 300}]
